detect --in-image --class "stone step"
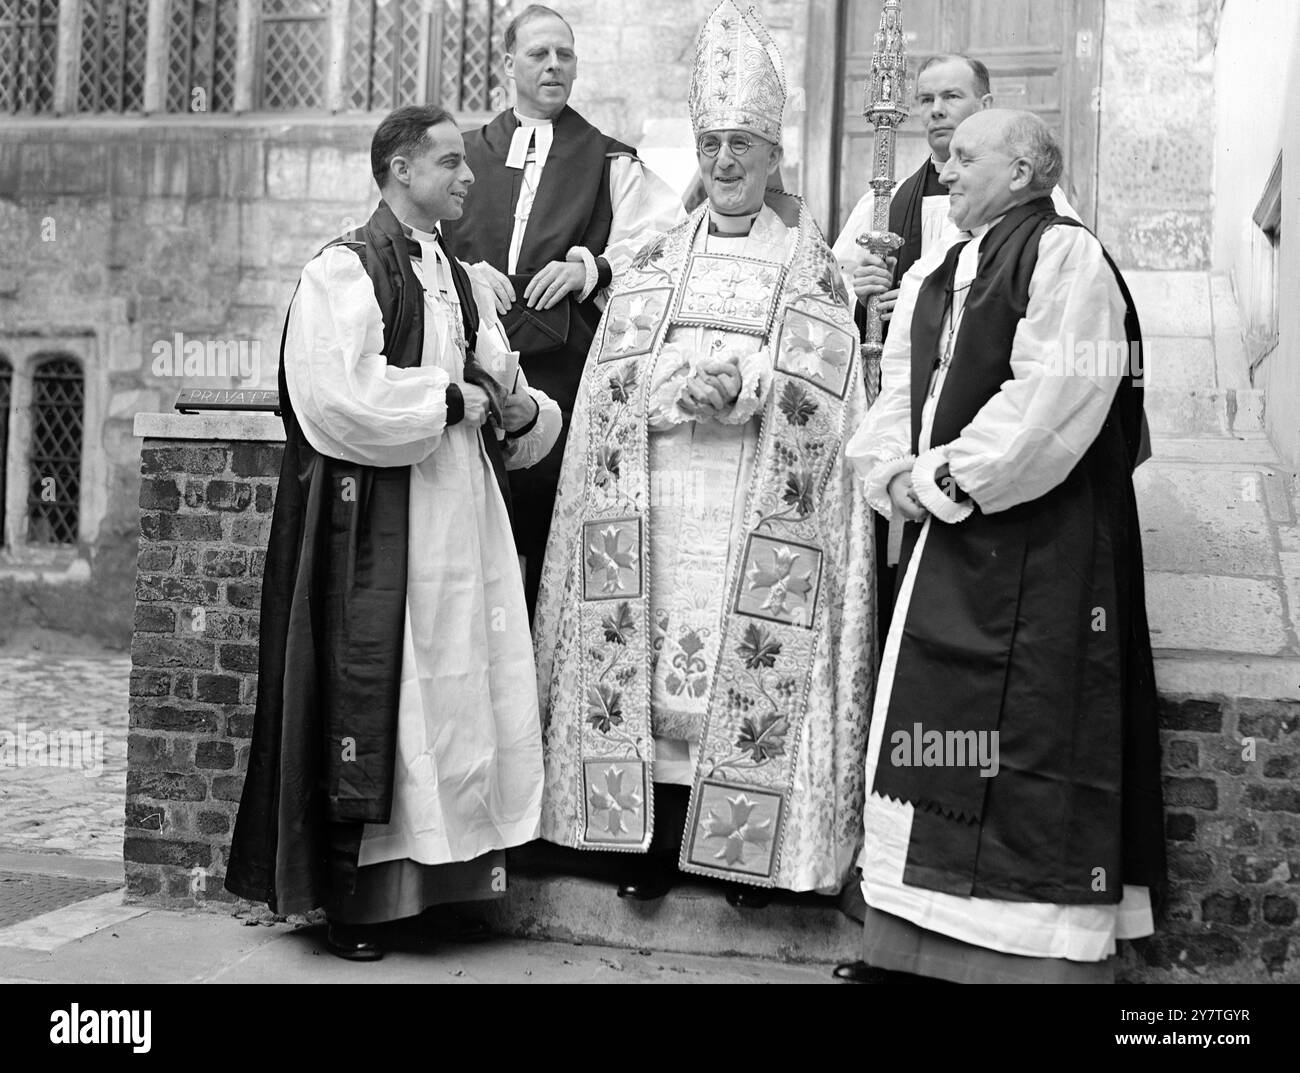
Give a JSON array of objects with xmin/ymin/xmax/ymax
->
[
  {"xmin": 1144, "ymin": 386, "xmax": 1265, "ymax": 438},
  {"xmin": 483, "ymin": 845, "xmax": 861, "ymax": 964},
  {"xmin": 1149, "ymin": 434, "xmax": 1280, "ymax": 466}
]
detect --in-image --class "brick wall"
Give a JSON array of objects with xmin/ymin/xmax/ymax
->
[
  {"xmin": 126, "ymin": 428, "xmax": 1299, "ymax": 979},
  {"xmin": 127, "ymin": 432, "xmax": 281, "ymax": 905},
  {"xmin": 1119, "ymin": 694, "xmax": 1300, "ymax": 981}
]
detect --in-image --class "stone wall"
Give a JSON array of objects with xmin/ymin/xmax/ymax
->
[
  {"xmin": 126, "ymin": 419, "xmax": 1299, "ymax": 980},
  {"xmin": 1096, "ymin": 0, "xmax": 1217, "ymax": 269},
  {"xmin": 0, "ymin": 119, "xmax": 380, "ymax": 648},
  {"xmin": 125, "ymin": 414, "xmax": 281, "ymax": 904}
]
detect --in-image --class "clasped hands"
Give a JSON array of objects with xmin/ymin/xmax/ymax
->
[
  {"xmin": 888, "ymin": 463, "xmax": 965, "ymax": 524},
  {"xmin": 887, "ymin": 470, "xmax": 928, "ymax": 523},
  {"xmin": 460, "ymin": 381, "xmax": 537, "ymax": 432},
  {"xmin": 678, "ymin": 357, "xmax": 742, "ymax": 419}
]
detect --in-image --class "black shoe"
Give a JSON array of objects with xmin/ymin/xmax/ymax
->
[
  {"xmin": 832, "ymin": 960, "xmax": 947, "ymax": 984},
  {"xmin": 833, "ymin": 959, "xmax": 880, "ymax": 983},
  {"xmin": 423, "ymin": 907, "xmax": 493, "ymax": 944},
  {"xmin": 617, "ymin": 873, "xmax": 673, "ymax": 901},
  {"xmin": 325, "ymin": 923, "xmax": 384, "ymax": 961},
  {"xmin": 725, "ymin": 885, "xmax": 774, "ymax": 909}
]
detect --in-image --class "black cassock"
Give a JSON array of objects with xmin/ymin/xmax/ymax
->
[
  {"xmin": 873, "ymin": 199, "xmax": 1166, "ymax": 907},
  {"xmin": 442, "ymin": 105, "xmax": 637, "ymax": 615}
]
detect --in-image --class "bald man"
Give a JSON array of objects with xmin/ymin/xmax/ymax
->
[
  {"xmin": 839, "ymin": 110, "xmax": 1164, "ymax": 984},
  {"xmin": 834, "ymin": 55, "xmax": 1076, "ymax": 641}
]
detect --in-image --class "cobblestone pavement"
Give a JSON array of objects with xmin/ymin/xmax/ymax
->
[{"xmin": 0, "ymin": 657, "xmax": 129, "ymax": 862}]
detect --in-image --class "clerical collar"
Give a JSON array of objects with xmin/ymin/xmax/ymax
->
[
  {"xmin": 407, "ymin": 223, "xmax": 440, "ymax": 248},
  {"xmin": 707, "ymin": 206, "xmax": 760, "ymax": 236},
  {"xmin": 507, "ymin": 110, "xmax": 555, "ymax": 169},
  {"xmin": 513, "ymin": 109, "xmax": 553, "ymax": 127},
  {"xmin": 395, "ymin": 220, "xmax": 443, "ymax": 263}
]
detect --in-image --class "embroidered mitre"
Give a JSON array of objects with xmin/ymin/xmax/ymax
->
[{"xmin": 688, "ymin": 0, "xmax": 787, "ymax": 143}]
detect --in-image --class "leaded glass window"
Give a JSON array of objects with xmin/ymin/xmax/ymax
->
[
  {"xmin": 259, "ymin": 0, "xmax": 328, "ymax": 110},
  {"xmin": 344, "ymin": 0, "xmax": 428, "ymax": 111},
  {"xmin": 26, "ymin": 355, "xmax": 83, "ymax": 548},
  {"xmin": 438, "ymin": 0, "xmax": 511, "ymax": 113},
  {"xmin": 166, "ymin": 0, "xmax": 239, "ymax": 113},
  {"xmin": 77, "ymin": 0, "xmax": 150, "ymax": 113},
  {"xmin": 0, "ymin": 0, "xmax": 58, "ymax": 114}
]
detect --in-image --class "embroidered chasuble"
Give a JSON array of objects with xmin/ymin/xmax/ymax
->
[{"xmin": 534, "ymin": 196, "xmax": 876, "ymax": 892}]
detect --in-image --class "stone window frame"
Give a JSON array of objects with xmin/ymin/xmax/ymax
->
[
  {"xmin": 1244, "ymin": 152, "xmax": 1282, "ymax": 378},
  {"xmin": 0, "ymin": 334, "xmax": 106, "ymax": 578},
  {"xmin": 6, "ymin": 0, "xmax": 511, "ymax": 116}
]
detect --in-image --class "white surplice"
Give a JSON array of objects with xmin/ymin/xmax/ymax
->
[
  {"xmin": 845, "ymin": 220, "xmax": 1154, "ymax": 961},
  {"xmin": 282, "ymin": 229, "xmax": 561, "ymax": 869}
]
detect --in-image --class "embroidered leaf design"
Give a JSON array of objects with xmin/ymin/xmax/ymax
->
[
  {"xmin": 777, "ymin": 381, "xmax": 818, "ymax": 427},
  {"xmin": 601, "ymin": 601, "xmax": 637, "ymax": 645},
  {"xmin": 609, "ymin": 364, "xmax": 639, "ymax": 403},
  {"xmin": 586, "ymin": 684, "xmax": 625, "ymax": 734},
  {"xmin": 631, "ymin": 236, "xmax": 667, "ymax": 271},
  {"xmin": 734, "ymin": 712, "xmax": 790, "ymax": 764},
  {"xmin": 737, "ymin": 622, "xmax": 782, "ymax": 669},
  {"xmin": 781, "ymin": 468, "xmax": 814, "ymax": 516},
  {"xmin": 594, "ymin": 444, "xmax": 622, "ymax": 488},
  {"xmin": 816, "ymin": 256, "xmax": 850, "ymax": 305}
]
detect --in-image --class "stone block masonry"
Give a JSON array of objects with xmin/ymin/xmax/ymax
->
[
  {"xmin": 127, "ymin": 416, "xmax": 283, "ymax": 906},
  {"xmin": 126, "ymin": 418, "xmax": 1299, "ymax": 980}
]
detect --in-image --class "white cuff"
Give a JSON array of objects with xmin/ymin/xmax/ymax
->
[
  {"xmin": 865, "ymin": 453, "xmax": 916, "ymax": 519},
  {"xmin": 912, "ymin": 446, "xmax": 975, "ymax": 524},
  {"xmin": 567, "ymin": 245, "xmax": 599, "ymax": 301}
]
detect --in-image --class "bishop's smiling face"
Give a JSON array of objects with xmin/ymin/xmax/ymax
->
[{"xmin": 697, "ymin": 130, "xmax": 783, "ymax": 217}]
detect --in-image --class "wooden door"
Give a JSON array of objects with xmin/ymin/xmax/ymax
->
[{"xmin": 811, "ymin": 0, "xmax": 1103, "ymax": 237}]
